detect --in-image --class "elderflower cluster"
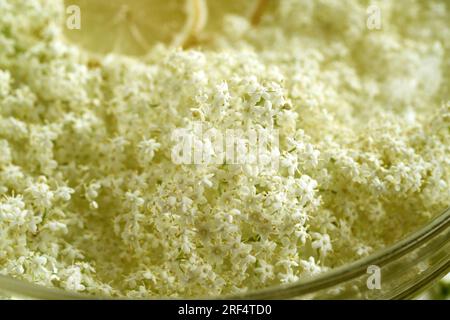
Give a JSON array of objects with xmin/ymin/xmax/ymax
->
[{"xmin": 0, "ymin": 0, "xmax": 448, "ymax": 298}]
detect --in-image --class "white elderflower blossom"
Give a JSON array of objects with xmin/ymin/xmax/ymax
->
[
  {"xmin": 25, "ymin": 181, "xmax": 54, "ymax": 209},
  {"xmin": 137, "ymin": 138, "xmax": 160, "ymax": 165},
  {"xmin": 0, "ymin": 0, "xmax": 448, "ymax": 298},
  {"xmin": 311, "ymin": 233, "xmax": 333, "ymax": 257},
  {"xmin": 55, "ymin": 186, "xmax": 74, "ymax": 202},
  {"xmin": 300, "ymin": 257, "xmax": 322, "ymax": 275}
]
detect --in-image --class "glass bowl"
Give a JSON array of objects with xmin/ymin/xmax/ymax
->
[{"xmin": 1, "ymin": 207, "xmax": 448, "ymax": 299}]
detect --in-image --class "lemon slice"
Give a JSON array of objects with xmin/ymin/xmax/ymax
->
[
  {"xmin": 204, "ymin": 0, "xmax": 268, "ymax": 31},
  {"xmin": 183, "ymin": 0, "xmax": 268, "ymax": 46},
  {"xmin": 63, "ymin": 0, "xmax": 206, "ymax": 56}
]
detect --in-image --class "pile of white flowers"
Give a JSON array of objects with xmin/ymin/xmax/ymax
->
[{"xmin": 0, "ymin": 0, "xmax": 448, "ymax": 297}]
